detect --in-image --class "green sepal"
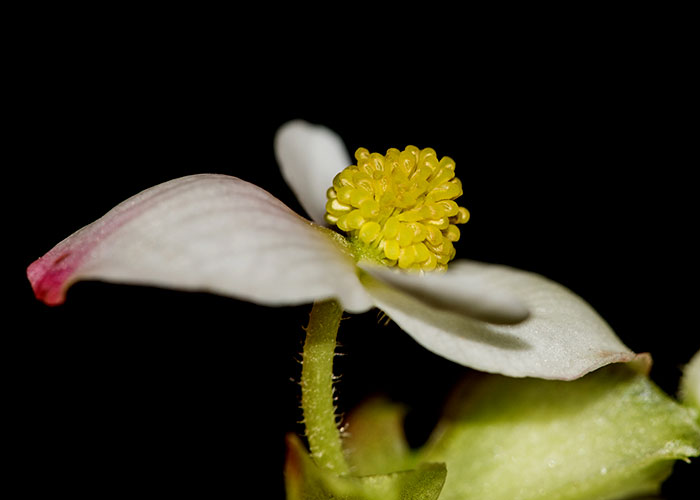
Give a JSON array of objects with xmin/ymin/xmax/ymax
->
[
  {"xmin": 284, "ymin": 433, "xmax": 446, "ymax": 500},
  {"xmin": 343, "ymin": 396, "xmax": 418, "ymax": 476},
  {"xmin": 418, "ymin": 364, "xmax": 700, "ymax": 500}
]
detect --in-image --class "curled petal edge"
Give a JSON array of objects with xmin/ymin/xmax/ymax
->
[{"xmin": 360, "ymin": 265, "xmax": 651, "ymax": 380}]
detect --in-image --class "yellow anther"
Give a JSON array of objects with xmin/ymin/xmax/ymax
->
[
  {"xmin": 398, "ymin": 224, "xmax": 414, "ymax": 247},
  {"xmin": 438, "ymin": 200, "xmax": 459, "ymax": 217},
  {"xmin": 350, "ymin": 189, "xmax": 372, "ymax": 207},
  {"xmin": 425, "ymin": 217, "xmax": 450, "ymax": 230},
  {"xmin": 425, "ymin": 225, "xmax": 443, "ymax": 245},
  {"xmin": 423, "ymin": 253, "xmax": 438, "ymax": 271},
  {"xmin": 421, "ymin": 203, "xmax": 444, "ymax": 219},
  {"xmin": 429, "ymin": 166, "xmax": 455, "ymax": 188},
  {"xmin": 325, "ymin": 146, "xmax": 469, "ymax": 271},
  {"xmin": 438, "ymin": 156, "xmax": 456, "ymax": 171},
  {"xmin": 427, "ymin": 179, "xmax": 462, "ymax": 203},
  {"xmin": 414, "ymin": 242, "xmax": 431, "ymax": 262},
  {"xmin": 345, "ymin": 210, "xmax": 365, "ymax": 230},
  {"xmin": 327, "ymin": 198, "xmax": 351, "ymax": 214},
  {"xmin": 398, "ymin": 247, "xmax": 416, "ymax": 268},
  {"xmin": 355, "ymin": 147, "xmax": 370, "ymax": 160},
  {"xmin": 384, "ymin": 239, "xmax": 400, "ymax": 260},
  {"xmin": 359, "ymin": 198, "xmax": 380, "ymax": 218},
  {"xmin": 336, "ymin": 186, "xmax": 354, "ymax": 204},
  {"xmin": 444, "ymin": 224, "xmax": 461, "ymax": 242},
  {"xmin": 383, "ymin": 217, "xmax": 400, "ymax": 239},
  {"xmin": 333, "ymin": 169, "xmax": 354, "ymax": 189},
  {"xmin": 359, "ymin": 221, "xmax": 381, "ymax": 244},
  {"xmin": 455, "ymin": 206, "xmax": 470, "ymax": 224},
  {"xmin": 405, "ymin": 222, "xmax": 427, "ymax": 242}
]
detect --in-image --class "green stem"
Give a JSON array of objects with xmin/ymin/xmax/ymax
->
[{"xmin": 300, "ymin": 300, "xmax": 350, "ymax": 475}]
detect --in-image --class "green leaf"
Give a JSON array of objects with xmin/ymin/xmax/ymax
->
[
  {"xmin": 356, "ymin": 463, "xmax": 448, "ymax": 500},
  {"xmin": 419, "ymin": 364, "xmax": 700, "ymax": 500},
  {"xmin": 284, "ymin": 434, "xmax": 446, "ymax": 500}
]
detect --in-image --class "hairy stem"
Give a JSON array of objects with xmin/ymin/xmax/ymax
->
[{"xmin": 300, "ymin": 300, "xmax": 349, "ymax": 475}]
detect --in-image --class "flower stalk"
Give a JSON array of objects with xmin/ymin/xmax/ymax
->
[{"xmin": 300, "ymin": 300, "xmax": 349, "ymax": 475}]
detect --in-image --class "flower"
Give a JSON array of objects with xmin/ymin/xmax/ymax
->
[
  {"xmin": 324, "ymin": 145, "xmax": 470, "ymax": 272},
  {"xmin": 26, "ymin": 120, "xmax": 648, "ymax": 380}
]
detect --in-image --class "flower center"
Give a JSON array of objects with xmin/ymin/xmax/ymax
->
[{"xmin": 325, "ymin": 146, "xmax": 470, "ymax": 271}]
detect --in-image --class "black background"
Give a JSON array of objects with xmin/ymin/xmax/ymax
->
[{"xmin": 9, "ymin": 8, "xmax": 698, "ymax": 498}]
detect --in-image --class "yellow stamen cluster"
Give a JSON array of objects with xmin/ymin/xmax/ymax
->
[{"xmin": 325, "ymin": 146, "xmax": 470, "ymax": 271}]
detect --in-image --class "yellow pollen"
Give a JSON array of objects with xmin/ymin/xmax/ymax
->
[{"xmin": 325, "ymin": 146, "xmax": 470, "ymax": 271}]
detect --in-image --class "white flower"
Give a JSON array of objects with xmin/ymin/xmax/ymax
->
[{"xmin": 26, "ymin": 120, "xmax": 647, "ymax": 380}]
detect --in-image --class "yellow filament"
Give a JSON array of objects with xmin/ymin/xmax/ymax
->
[{"xmin": 325, "ymin": 146, "xmax": 470, "ymax": 271}]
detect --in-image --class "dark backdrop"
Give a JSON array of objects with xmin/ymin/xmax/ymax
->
[{"xmin": 9, "ymin": 12, "xmax": 697, "ymax": 499}]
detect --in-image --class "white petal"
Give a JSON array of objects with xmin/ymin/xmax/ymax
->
[
  {"xmin": 27, "ymin": 174, "xmax": 373, "ymax": 313},
  {"xmin": 359, "ymin": 261, "xmax": 530, "ymax": 324},
  {"xmin": 274, "ymin": 120, "xmax": 352, "ymax": 225},
  {"xmin": 361, "ymin": 260, "xmax": 648, "ymax": 380}
]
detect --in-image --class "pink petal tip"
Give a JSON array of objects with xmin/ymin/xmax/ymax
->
[{"xmin": 27, "ymin": 251, "xmax": 80, "ymax": 306}]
